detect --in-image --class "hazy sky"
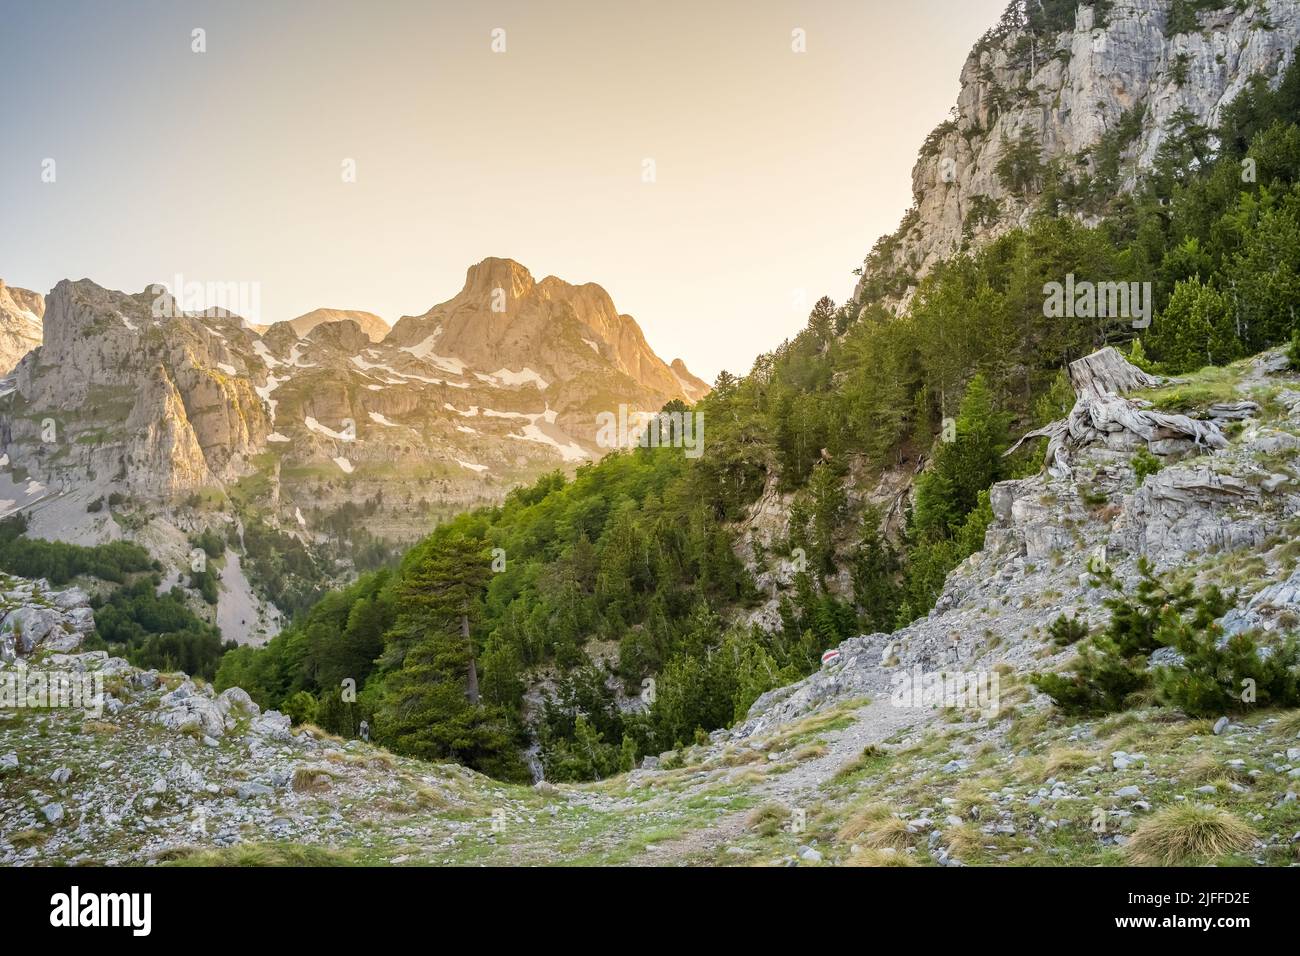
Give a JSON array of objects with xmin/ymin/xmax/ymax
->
[{"xmin": 0, "ymin": 0, "xmax": 1007, "ymax": 380}]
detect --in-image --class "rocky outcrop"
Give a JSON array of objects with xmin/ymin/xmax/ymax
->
[
  {"xmin": 287, "ymin": 308, "xmax": 389, "ymax": 343},
  {"xmin": 0, "ymin": 578, "xmax": 96, "ymax": 662},
  {"xmin": 0, "ymin": 280, "xmax": 42, "ymax": 376},
  {"xmin": 857, "ymin": 0, "xmax": 1300, "ymax": 298},
  {"xmin": 740, "ymin": 347, "xmax": 1300, "ymax": 738}
]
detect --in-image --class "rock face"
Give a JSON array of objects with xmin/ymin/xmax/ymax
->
[
  {"xmin": 9, "ymin": 279, "xmax": 270, "ymax": 497},
  {"xmin": 670, "ymin": 358, "xmax": 711, "ymax": 403},
  {"xmin": 744, "ymin": 346, "xmax": 1300, "ymax": 733},
  {"xmin": 0, "ymin": 260, "xmax": 710, "ymax": 635},
  {"xmin": 0, "ymin": 280, "xmax": 43, "ymax": 376},
  {"xmin": 856, "ymin": 0, "xmax": 1300, "ymax": 298},
  {"xmin": 286, "ymin": 308, "xmax": 389, "ymax": 343},
  {"xmin": 0, "ymin": 577, "xmax": 97, "ymax": 663}
]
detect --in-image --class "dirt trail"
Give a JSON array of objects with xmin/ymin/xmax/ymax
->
[{"xmin": 638, "ymin": 692, "xmax": 934, "ymax": 865}]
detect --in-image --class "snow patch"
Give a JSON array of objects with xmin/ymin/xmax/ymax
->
[
  {"xmin": 306, "ymin": 417, "xmax": 354, "ymax": 441},
  {"xmin": 506, "ymin": 425, "xmax": 588, "ymax": 462},
  {"xmin": 252, "ymin": 340, "xmax": 282, "ymax": 368},
  {"xmin": 401, "ymin": 328, "xmax": 467, "ymax": 375},
  {"xmin": 476, "ymin": 367, "xmax": 549, "ymax": 389},
  {"xmin": 255, "ymin": 374, "xmax": 287, "ymax": 421}
]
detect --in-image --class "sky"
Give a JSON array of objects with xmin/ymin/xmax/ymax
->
[{"xmin": 0, "ymin": 0, "xmax": 1008, "ymax": 380}]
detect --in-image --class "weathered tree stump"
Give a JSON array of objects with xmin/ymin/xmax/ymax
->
[{"xmin": 1008, "ymin": 347, "xmax": 1228, "ymax": 478}]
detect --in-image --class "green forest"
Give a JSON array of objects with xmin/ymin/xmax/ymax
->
[
  {"xmin": 196, "ymin": 55, "xmax": 1300, "ymax": 781},
  {"xmin": 0, "ymin": 515, "xmax": 233, "ymax": 679}
]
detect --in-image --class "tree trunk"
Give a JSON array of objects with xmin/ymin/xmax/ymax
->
[
  {"xmin": 1007, "ymin": 347, "xmax": 1228, "ymax": 478},
  {"xmin": 462, "ymin": 612, "xmax": 480, "ymax": 706},
  {"xmin": 1068, "ymin": 346, "xmax": 1160, "ymax": 400}
]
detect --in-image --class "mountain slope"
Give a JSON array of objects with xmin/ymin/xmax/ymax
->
[
  {"xmin": 0, "ymin": 281, "xmax": 43, "ymax": 376},
  {"xmin": 857, "ymin": 0, "xmax": 1300, "ymax": 301},
  {"xmin": 8, "ymin": 348, "xmax": 1300, "ymax": 867}
]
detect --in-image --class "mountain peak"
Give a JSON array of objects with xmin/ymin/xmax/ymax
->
[
  {"xmin": 459, "ymin": 257, "xmax": 536, "ymax": 306},
  {"xmin": 287, "ymin": 308, "xmax": 389, "ymax": 342}
]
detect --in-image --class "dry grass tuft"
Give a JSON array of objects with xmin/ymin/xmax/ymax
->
[
  {"xmin": 835, "ymin": 802, "xmax": 892, "ymax": 843},
  {"xmin": 1043, "ymin": 747, "xmax": 1095, "ymax": 779},
  {"xmin": 1126, "ymin": 804, "xmax": 1255, "ymax": 866},
  {"xmin": 290, "ymin": 767, "xmax": 337, "ymax": 792},
  {"xmin": 745, "ymin": 802, "xmax": 789, "ymax": 837}
]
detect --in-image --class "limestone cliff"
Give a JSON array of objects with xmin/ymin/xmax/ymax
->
[
  {"xmin": 857, "ymin": 0, "xmax": 1300, "ymax": 299},
  {"xmin": 0, "ymin": 280, "xmax": 43, "ymax": 376}
]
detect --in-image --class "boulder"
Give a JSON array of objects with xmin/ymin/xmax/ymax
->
[
  {"xmin": 0, "ymin": 606, "xmax": 65, "ymax": 654},
  {"xmin": 217, "ymin": 686, "xmax": 260, "ymax": 717},
  {"xmin": 158, "ymin": 682, "xmax": 226, "ymax": 738},
  {"xmin": 249, "ymin": 711, "xmax": 292, "ymax": 741}
]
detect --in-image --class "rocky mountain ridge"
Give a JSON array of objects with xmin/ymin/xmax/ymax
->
[
  {"xmin": 285, "ymin": 308, "xmax": 389, "ymax": 343},
  {"xmin": 857, "ymin": 0, "xmax": 1300, "ymax": 300},
  {"xmin": 0, "ymin": 259, "xmax": 707, "ymax": 641}
]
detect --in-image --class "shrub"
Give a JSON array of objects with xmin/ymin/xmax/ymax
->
[
  {"xmin": 1031, "ymin": 635, "xmax": 1150, "ymax": 715},
  {"xmin": 1155, "ymin": 630, "xmax": 1300, "ymax": 715},
  {"xmin": 1126, "ymin": 804, "xmax": 1255, "ymax": 865},
  {"xmin": 1131, "ymin": 448, "xmax": 1163, "ymax": 486},
  {"xmin": 1047, "ymin": 613, "xmax": 1089, "ymax": 646},
  {"xmin": 1033, "ymin": 562, "xmax": 1292, "ymax": 718},
  {"xmin": 281, "ymin": 691, "xmax": 320, "ymax": 727}
]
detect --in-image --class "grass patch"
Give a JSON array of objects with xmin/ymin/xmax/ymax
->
[
  {"xmin": 745, "ymin": 802, "xmax": 790, "ymax": 838},
  {"xmin": 1125, "ymin": 804, "xmax": 1256, "ymax": 866},
  {"xmin": 8, "ymin": 829, "xmax": 48, "ymax": 850},
  {"xmin": 161, "ymin": 842, "xmax": 359, "ymax": 866}
]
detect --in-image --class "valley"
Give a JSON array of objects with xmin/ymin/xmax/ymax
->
[{"xmin": 4, "ymin": 0, "xmax": 1300, "ymax": 877}]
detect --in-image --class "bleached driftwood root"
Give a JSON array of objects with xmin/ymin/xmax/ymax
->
[{"xmin": 1007, "ymin": 347, "xmax": 1228, "ymax": 479}]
